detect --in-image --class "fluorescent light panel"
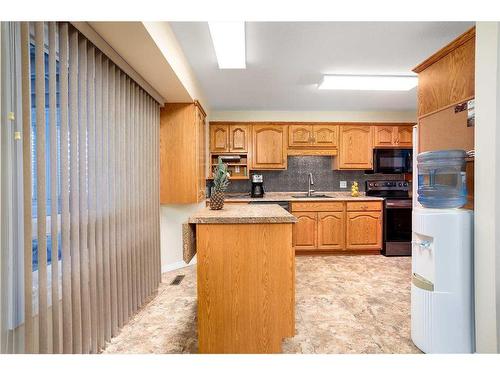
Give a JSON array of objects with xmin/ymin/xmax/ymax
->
[
  {"xmin": 208, "ymin": 22, "xmax": 246, "ymax": 69},
  {"xmin": 319, "ymin": 75, "xmax": 418, "ymax": 91}
]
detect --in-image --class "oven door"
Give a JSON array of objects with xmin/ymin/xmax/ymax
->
[
  {"xmin": 383, "ymin": 198, "xmax": 412, "ymax": 256},
  {"xmin": 373, "ymin": 149, "xmax": 412, "ymax": 174}
]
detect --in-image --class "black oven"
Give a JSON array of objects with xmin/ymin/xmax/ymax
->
[
  {"xmin": 384, "ymin": 198, "xmax": 412, "ymax": 256},
  {"xmin": 373, "ymin": 149, "xmax": 412, "ymax": 174},
  {"xmin": 365, "ymin": 180, "xmax": 412, "ymax": 256}
]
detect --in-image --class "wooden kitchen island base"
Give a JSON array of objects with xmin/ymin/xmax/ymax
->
[{"xmin": 189, "ymin": 205, "xmax": 296, "ymax": 353}]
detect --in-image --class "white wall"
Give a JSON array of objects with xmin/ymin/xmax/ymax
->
[
  {"xmin": 137, "ymin": 22, "xmax": 210, "ymax": 273},
  {"xmin": 160, "ymin": 204, "xmax": 200, "ymax": 273},
  {"xmin": 474, "ymin": 22, "xmax": 500, "ymax": 353},
  {"xmin": 210, "ymin": 110, "xmax": 417, "ymax": 123},
  {"xmin": 142, "ymin": 22, "xmax": 209, "ymax": 111}
]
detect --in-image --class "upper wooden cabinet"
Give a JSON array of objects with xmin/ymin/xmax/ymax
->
[
  {"xmin": 396, "ymin": 126, "xmax": 413, "ymax": 147},
  {"xmin": 413, "ymin": 27, "xmax": 475, "ymax": 117},
  {"xmin": 196, "ymin": 106, "xmax": 207, "ymax": 201},
  {"xmin": 229, "ymin": 124, "xmax": 249, "ymax": 152},
  {"xmin": 336, "ymin": 125, "xmax": 374, "ymax": 169},
  {"xmin": 288, "ymin": 124, "xmax": 338, "ymax": 149},
  {"xmin": 210, "ymin": 123, "xmax": 249, "ymax": 153},
  {"xmin": 252, "ymin": 124, "xmax": 287, "ymax": 169},
  {"xmin": 313, "ymin": 125, "xmax": 338, "ymax": 147},
  {"xmin": 160, "ymin": 101, "xmax": 207, "ymax": 204},
  {"xmin": 374, "ymin": 126, "xmax": 394, "ymax": 147},
  {"xmin": 210, "ymin": 124, "xmax": 230, "ymax": 152},
  {"xmin": 288, "ymin": 125, "xmax": 314, "ymax": 147},
  {"xmin": 374, "ymin": 125, "xmax": 413, "ymax": 147}
]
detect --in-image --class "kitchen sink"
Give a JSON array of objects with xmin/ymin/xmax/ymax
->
[{"xmin": 291, "ymin": 194, "xmax": 333, "ymax": 199}]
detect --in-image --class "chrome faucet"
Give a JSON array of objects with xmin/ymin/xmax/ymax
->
[{"xmin": 307, "ymin": 173, "xmax": 315, "ymax": 197}]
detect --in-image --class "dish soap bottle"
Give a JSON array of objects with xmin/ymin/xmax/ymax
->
[{"xmin": 351, "ymin": 181, "xmax": 359, "ymax": 197}]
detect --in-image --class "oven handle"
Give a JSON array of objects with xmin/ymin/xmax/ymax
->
[{"xmin": 385, "ymin": 201, "xmax": 412, "ymax": 208}]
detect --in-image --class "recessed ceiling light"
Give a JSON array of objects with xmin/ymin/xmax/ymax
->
[
  {"xmin": 318, "ymin": 75, "xmax": 418, "ymax": 91},
  {"xmin": 208, "ymin": 22, "xmax": 246, "ymax": 69}
]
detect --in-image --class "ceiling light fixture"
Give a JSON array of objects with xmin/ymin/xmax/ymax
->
[
  {"xmin": 318, "ymin": 75, "xmax": 418, "ymax": 91},
  {"xmin": 208, "ymin": 22, "xmax": 246, "ymax": 69}
]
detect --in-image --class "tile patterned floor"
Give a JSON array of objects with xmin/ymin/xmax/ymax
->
[{"xmin": 103, "ymin": 255, "xmax": 421, "ymax": 354}]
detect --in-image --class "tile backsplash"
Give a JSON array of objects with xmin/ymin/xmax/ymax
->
[{"xmin": 207, "ymin": 156, "xmax": 404, "ymax": 195}]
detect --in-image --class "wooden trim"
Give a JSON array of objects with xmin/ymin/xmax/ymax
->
[
  {"xmin": 417, "ymin": 95, "xmax": 474, "ymax": 121},
  {"xmin": 287, "ymin": 148, "xmax": 338, "ymax": 156},
  {"xmin": 412, "ymin": 26, "xmax": 476, "ymax": 73},
  {"xmin": 210, "ymin": 121, "xmax": 415, "ymax": 127},
  {"xmin": 194, "ymin": 99, "xmax": 207, "ymax": 118},
  {"xmin": 295, "ymin": 249, "xmax": 380, "ymax": 256},
  {"xmin": 291, "ymin": 201, "xmax": 344, "ymax": 212}
]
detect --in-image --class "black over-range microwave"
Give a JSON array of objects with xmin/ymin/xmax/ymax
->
[{"xmin": 373, "ymin": 148, "xmax": 413, "ymax": 174}]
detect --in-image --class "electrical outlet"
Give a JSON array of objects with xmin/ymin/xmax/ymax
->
[{"xmin": 340, "ymin": 180, "xmax": 347, "ymax": 189}]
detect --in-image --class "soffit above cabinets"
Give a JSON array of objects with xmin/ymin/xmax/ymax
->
[{"xmin": 88, "ymin": 21, "xmax": 193, "ymax": 105}]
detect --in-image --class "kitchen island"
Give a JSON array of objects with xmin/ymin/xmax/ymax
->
[{"xmin": 188, "ymin": 204, "xmax": 297, "ymax": 354}]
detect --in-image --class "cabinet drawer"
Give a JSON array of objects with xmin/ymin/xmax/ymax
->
[
  {"xmin": 291, "ymin": 201, "xmax": 344, "ymax": 212},
  {"xmin": 346, "ymin": 201, "xmax": 382, "ymax": 212}
]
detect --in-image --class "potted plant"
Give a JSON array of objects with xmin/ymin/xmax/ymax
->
[{"xmin": 209, "ymin": 157, "xmax": 230, "ymax": 210}]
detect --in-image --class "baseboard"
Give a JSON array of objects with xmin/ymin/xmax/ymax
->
[
  {"xmin": 295, "ymin": 249, "xmax": 381, "ymax": 256},
  {"xmin": 161, "ymin": 258, "xmax": 197, "ymax": 274}
]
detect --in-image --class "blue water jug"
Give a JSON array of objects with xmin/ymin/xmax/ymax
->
[{"xmin": 417, "ymin": 150, "xmax": 467, "ymax": 209}]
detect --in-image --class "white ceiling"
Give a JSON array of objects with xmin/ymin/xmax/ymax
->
[{"xmin": 170, "ymin": 22, "xmax": 474, "ymax": 112}]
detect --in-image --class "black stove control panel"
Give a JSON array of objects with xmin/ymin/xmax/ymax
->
[
  {"xmin": 366, "ymin": 180, "xmax": 409, "ymax": 190},
  {"xmin": 365, "ymin": 180, "xmax": 410, "ymax": 198}
]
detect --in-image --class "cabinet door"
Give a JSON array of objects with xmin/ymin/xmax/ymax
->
[
  {"xmin": 396, "ymin": 126, "xmax": 413, "ymax": 147},
  {"xmin": 288, "ymin": 125, "xmax": 313, "ymax": 147},
  {"xmin": 346, "ymin": 211, "xmax": 382, "ymax": 250},
  {"xmin": 374, "ymin": 126, "xmax": 395, "ymax": 147},
  {"xmin": 196, "ymin": 107, "xmax": 206, "ymax": 201},
  {"xmin": 252, "ymin": 125, "xmax": 287, "ymax": 169},
  {"xmin": 292, "ymin": 212, "xmax": 317, "ymax": 250},
  {"xmin": 229, "ymin": 124, "xmax": 249, "ymax": 152},
  {"xmin": 317, "ymin": 212, "xmax": 344, "ymax": 250},
  {"xmin": 210, "ymin": 124, "xmax": 229, "ymax": 152},
  {"xmin": 338, "ymin": 126, "xmax": 374, "ymax": 169},
  {"xmin": 312, "ymin": 125, "xmax": 338, "ymax": 148}
]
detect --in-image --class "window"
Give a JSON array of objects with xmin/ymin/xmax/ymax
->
[{"xmin": 29, "ymin": 39, "xmax": 62, "ymax": 271}]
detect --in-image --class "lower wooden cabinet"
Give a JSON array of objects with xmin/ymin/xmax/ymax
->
[
  {"xmin": 317, "ymin": 212, "xmax": 345, "ymax": 250},
  {"xmin": 345, "ymin": 211, "xmax": 382, "ymax": 250},
  {"xmin": 292, "ymin": 200, "xmax": 382, "ymax": 252},
  {"xmin": 293, "ymin": 212, "xmax": 317, "ymax": 249}
]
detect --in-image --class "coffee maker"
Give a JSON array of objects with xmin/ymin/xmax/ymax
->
[{"xmin": 251, "ymin": 174, "xmax": 264, "ymax": 198}]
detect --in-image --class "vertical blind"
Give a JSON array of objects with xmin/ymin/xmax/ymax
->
[{"xmin": 20, "ymin": 21, "xmax": 161, "ymax": 354}]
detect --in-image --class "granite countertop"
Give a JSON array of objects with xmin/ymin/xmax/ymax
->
[
  {"xmin": 188, "ymin": 204, "xmax": 298, "ymax": 224},
  {"xmin": 213, "ymin": 191, "xmax": 384, "ymax": 202}
]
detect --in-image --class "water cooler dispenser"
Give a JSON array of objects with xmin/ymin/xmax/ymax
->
[
  {"xmin": 411, "ymin": 208, "xmax": 474, "ymax": 353},
  {"xmin": 411, "ymin": 136, "xmax": 475, "ymax": 353}
]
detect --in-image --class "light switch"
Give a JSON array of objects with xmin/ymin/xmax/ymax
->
[{"xmin": 340, "ymin": 181, "xmax": 347, "ymax": 188}]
